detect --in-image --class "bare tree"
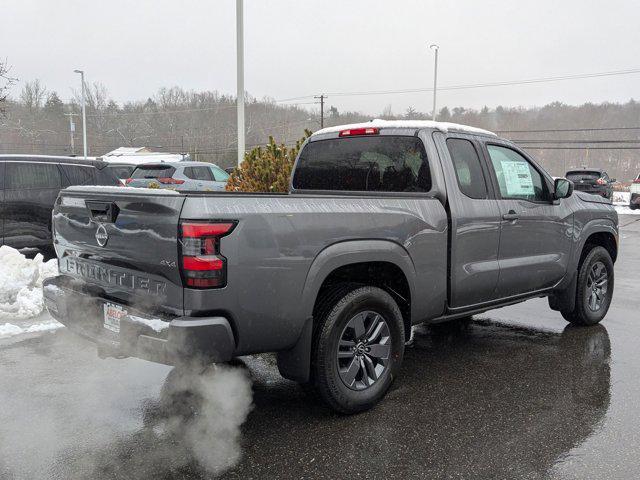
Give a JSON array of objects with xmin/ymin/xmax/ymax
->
[
  {"xmin": 0, "ymin": 58, "xmax": 17, "ymax": 113},
  {"xmin": 20, "ymin": 79, "xmax": 47, "ymax": 112}
]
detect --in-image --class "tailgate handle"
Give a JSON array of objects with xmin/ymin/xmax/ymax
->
[{"xmin": 86, "ymin": 201, "xmax": 120, "ymax": 223}]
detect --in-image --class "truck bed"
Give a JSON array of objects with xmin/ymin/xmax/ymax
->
[{"xmin": 52, "ymin": 186, "xmax": 448, "ymax": 355}]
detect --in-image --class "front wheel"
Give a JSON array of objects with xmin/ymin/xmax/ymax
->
[
  {"xmin": 311, "ymin": 285, "xmax": 405, "ymax": 414},
  {"xmin": 561, "ymin": 246, "xmax": 614, "ymax": 326}
]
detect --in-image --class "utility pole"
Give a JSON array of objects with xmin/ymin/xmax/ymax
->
[
  {"xmin": 236, "ymin": 0, "xmax": 245, "ymax": 167},
  {"xmin": 429, "ymin": 44, "xmax": 439, "ymax": 121},
  {"xmin": 314, "ymin": 94, "xmax": 326, "ymax": 129},
  {"xmin": 64, "ymin": 112, "xmax": 77, "ymax": 155},
  {"xmin": 74, "ymin": 69, "xmax": 88, "ymax": 158}
]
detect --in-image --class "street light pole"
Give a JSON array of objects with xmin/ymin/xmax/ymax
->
[
  {"xmin": 236, "ymin": 0, "xmax": 245, "ymax": 167},
  {"xmin": 429, "ymin": 44, "xmax": 439, "ymax": 121},
  {"xmin": 74, "ymin": 69, "xmax": 87, "ymax": 159},
  {"xmin": 64, "ymin": 112, "xmax": 77, "ymax": 155}
]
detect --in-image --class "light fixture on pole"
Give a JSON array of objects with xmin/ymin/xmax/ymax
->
[
  {"xmin": 73, "ymin": 69, "xmax": 88, "ymax": 159},
  {"xmin": 429, "ymin": 44, "xmax": 439, "ymax": 121},
  {"xmin": 236, "ymin": 0, "xmax": 245, "ymax": 167}
]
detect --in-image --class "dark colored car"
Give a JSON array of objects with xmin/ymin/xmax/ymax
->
[
  {"xmin": 630, "ymin": 172, "xmax": 640, "ymax": 210},
  {"xmin": 0, "ymin": 155, "xmax": 119, "ymax": 251},
  {"xmin": 565, "ymin": 168, "xmax": 615, "ymax": 199}
]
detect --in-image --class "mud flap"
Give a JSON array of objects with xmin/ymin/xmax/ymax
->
[
  {"xmin": 276, "ymin": 316, "xmax": 313, "ymax": 383},
  {"xmin": 548, "ymin": 271, "xmax": 577, "ymax": 312}
]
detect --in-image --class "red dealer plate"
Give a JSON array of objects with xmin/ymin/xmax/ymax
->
[{"xmin": 103, "ymin": 302, "xmax": 126, "ymax": 334}]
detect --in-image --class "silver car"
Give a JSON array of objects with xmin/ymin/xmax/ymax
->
[{"xmin": 126, "ymin": 161, "xmax": 230, "ymax": 191}]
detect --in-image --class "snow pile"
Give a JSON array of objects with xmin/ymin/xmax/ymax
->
[
  {"xmin": 613, "ymin": 191, "xmax": 630, "ymax": 205},
  {"xmin": 0, "ymin": 246, "xmax": 59, "ymax": 323},
  {"xmin": 0, "ymin": 320, "xmax": 63, "ymax": 337}
]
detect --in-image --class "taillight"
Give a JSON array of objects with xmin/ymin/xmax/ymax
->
[
  {"xmin": 125, "ymin": 178, "xmax": 133, "ymax": 185},
  {"xmin": 158, "ymin": 177, "xmax": 185, "ymax": 185},
  {"xmin": 339, "ymin": 127, "xmax": 379, "ymax": 137},
  {"xmin": 634, "ymin": 179, "xmax": 640, "ymax": 184},
  {"xmin": 180, "ymin": 221, "xmax": 236, "ymax": 288},
  {"xmin": 596, "ymin": 178, "xmax": 606, "ymax": 185}
]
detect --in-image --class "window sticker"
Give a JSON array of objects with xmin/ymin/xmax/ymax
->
[{"xmin": 501, "ymin": 160, "xmax": 534, "ymax": 196}]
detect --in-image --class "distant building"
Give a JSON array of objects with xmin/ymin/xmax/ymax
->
[{"xmin": 102, "ymin": 147, "xmax": 190, "ymax": 165}]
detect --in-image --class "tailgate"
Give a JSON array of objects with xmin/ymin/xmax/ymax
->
[{"xmin": 53, "ymin": 186, "xmax": 186, "ymax": 315}]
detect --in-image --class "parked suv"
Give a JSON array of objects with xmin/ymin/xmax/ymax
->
[
  {"xmin": 126, "ymin": 161, "xmax": 229, "ymax": 191},
  {"xmin": 565, "ymin": 168, "xmax": 615, "ymax": 199},
  {"xmin": 630, "ymin": 172, "xmax": 640, "ymax": 210},
  {"xmin": 0, "ymin": 155, "xmax": 119, "ymax": 250}
]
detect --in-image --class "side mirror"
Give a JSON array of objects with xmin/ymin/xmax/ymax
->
[{"xmin": 554, "ymin": 178, "xmax": 573, "ymax": 200}]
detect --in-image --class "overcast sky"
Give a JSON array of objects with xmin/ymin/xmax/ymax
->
[{"xmin": 2, "ymin": 0, "xmax": 640, "ymax": 115}]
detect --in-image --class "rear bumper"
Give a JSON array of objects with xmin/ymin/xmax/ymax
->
[{"xmin": 43, "ymin": 275, "xmax": 235, "ymax": 365}]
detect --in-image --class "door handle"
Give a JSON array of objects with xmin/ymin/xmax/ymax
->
[{"xmin": 502, "ymin": 210, "xmax": 519, "ymax": 221}]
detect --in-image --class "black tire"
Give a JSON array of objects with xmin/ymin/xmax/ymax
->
[
  {"xmin": 311, "ymin": 284, "xmax": 405, "ymax": 414},
  {"xmin": 561, "ymin": 246, "xmax": 614, "ymax": 326},
  {"xmin": 39, "ymin": 245, "xmax": 57, "ymax": 261},
  {"xmin": 630, "ymin": 205, "xmax": 638, "ymax": 211}
]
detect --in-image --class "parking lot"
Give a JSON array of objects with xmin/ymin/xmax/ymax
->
[{"xmin": 0, "ymin": 218, "xmax": 638, "ymax": 479}]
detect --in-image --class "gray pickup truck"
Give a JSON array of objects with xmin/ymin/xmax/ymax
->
[{"xmin": 44, "ymin": 120, "xmax": 618, "ymax": 413}]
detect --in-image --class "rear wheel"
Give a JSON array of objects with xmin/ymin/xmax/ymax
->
[
  {"xmin": 311, "ymin": 284, "xmax": 405, "ymax": 414},
  {"xmin": 561, "ymin": 246, "xmax": 614, "ymax": 326}
]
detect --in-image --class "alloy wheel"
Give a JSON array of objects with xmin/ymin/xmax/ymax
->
[
  {"xmin": 337, "ymin": 310, "xmax": 391, "ymax": 390},
  {"xmin": 586, "ymin": 261, "xmax": 608, "ymax": 312}
]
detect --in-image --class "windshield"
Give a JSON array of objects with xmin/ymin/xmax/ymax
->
[
  {"xmin": 131, "ymin": 165, "xmax": 176, "ymax": 179},
  {"xmin": 292, "ymin": 136, "xmax": 431, "ymax": 192}
]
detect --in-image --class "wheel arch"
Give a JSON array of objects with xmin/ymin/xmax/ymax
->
[
  {"xmin": 277, "ymin": 240, "xmax": 416, "ymax": 383},
  {"xmin": 550, "ymin": 221, "xmax": 618, "ymax": 313}
]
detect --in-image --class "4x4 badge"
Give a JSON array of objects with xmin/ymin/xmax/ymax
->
[{"xmin": 95, "ymin": 224, "xmax": 108, "ymax": 247}]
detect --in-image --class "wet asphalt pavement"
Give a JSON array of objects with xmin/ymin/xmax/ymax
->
[{"xmin": 1, "ymin": 219, "xmax": 640, "ymax": 479}]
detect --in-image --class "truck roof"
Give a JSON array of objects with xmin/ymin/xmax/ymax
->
[{"xmin": 312, "ymin": 119, "xmax": 497, "ymax": 137}]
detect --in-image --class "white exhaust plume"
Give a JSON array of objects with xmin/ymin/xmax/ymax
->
[{"xmin": 164, "ymin": 364, "xmax": 254, "ymax": 474}]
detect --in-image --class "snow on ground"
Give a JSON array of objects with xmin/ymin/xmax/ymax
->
[
  {"xmin": 612, "ymin": 191, "xmax": 640, "ymax": 215},
  {"xmin": 0, "ymin": 246, "xmax": 63, "ymax": 338},
  {"xmin": 613, "ymin": 191, "xmax": 631, "ymax": 204}
]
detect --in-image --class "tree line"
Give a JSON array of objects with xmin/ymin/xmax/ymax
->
[{"xmin": 1, "ymin": 75, "xmax": 639, "ymax": 180}]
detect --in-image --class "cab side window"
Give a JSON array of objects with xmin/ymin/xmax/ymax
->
[
  {"xmin": 61, "ymin": 164, "xmax": 95, "ymax": 186},
  {"xmin": 446, "ymin": 138, "xmax": 488, "ymax": 199},
  {"xmin": 211, "ymin": 166, "xmax": 230, "ymax": 182},
  {"xmin": 5, "ymin": 162, "xmax": 61, "ymax": 190},
  {"xmin": 486, "ymin": 145, "xmax": 547, "ymax": 202},
  {"xmin": 184, "ymin": 166, "xmax": 213, "ymax": 181}
]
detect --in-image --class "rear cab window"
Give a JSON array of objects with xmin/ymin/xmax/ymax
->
[
  {"xmin": 292, "ymin": 135, "xmax": 431, "ymax": 192},
  {"xmin": 131, "ymin": 165, "xmax": 176, "ymax": 179}
]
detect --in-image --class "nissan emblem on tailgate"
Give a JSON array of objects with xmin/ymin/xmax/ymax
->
[{"xmin": 95, "ymin": 224, "xmax": 108, "ymax": 247}]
